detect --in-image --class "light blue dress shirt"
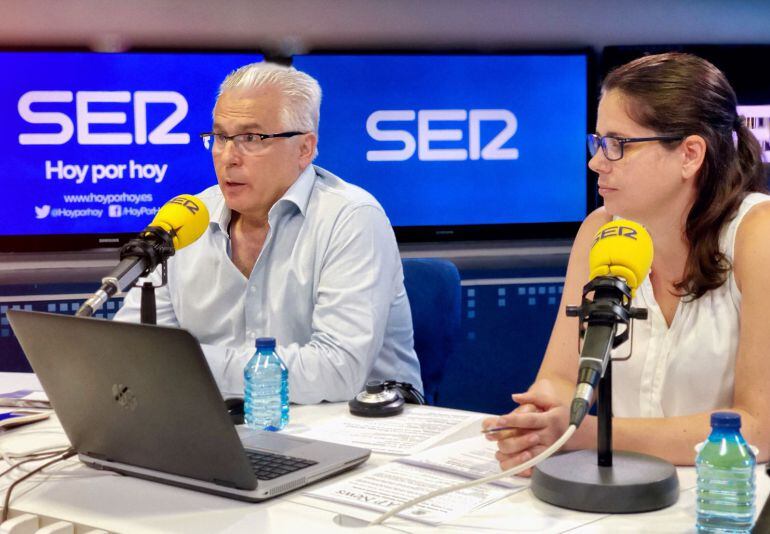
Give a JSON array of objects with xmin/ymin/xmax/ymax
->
[{"xmin": 114, "ymin": 165, "xmax": 422, "ymax": 404}]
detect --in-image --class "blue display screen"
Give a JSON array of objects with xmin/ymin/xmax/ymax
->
[
  {"xmin": 0, "ymin": 51, "xmax": 262, "ymax": 238},
  {"xmin": 291, "ymin": 54, "xmax": 588, "ymax": 228}
]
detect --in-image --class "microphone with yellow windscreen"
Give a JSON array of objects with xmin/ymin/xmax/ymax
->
[
  {"xmin": 531, "ymin": 222, "xmax": 679, "ymax": 515},
  {"xmin": 76, "ymin": 194, "xmax": 209, "ymax": 317},
  {"xmin": 567, "ymin": 218, "xmax": 653, "ymax": 427},
  {"xmin": 144, "ymin": 194, "xmax": 210, "ymax": 251},
  {"xmin": 588, "ymin": 219, "xmax": 653, "ymax": 297}
]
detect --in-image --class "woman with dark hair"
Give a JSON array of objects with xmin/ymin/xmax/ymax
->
[{"xmin": 484, "ymin": 52, "xmax": 770, "ymax": 469}]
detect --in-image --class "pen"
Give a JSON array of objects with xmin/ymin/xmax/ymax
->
[
  {"xmin": 481, "ymin": 426, "xmax": 517, "ymax": 434},
  {"xmin": 0, "ymin": 410, "xmax": 51, "ymax": 429}
]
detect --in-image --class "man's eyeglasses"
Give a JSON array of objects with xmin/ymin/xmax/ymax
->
[
  {"xmin": 586, "ymin": 134, "xmax": 684, "ymax": 161},
  {"xmin": 200, "ymin": 131, "xmax": 306, "ymax": 155}
]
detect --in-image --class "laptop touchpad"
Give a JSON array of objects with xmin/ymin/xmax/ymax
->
[{"xmin": 238, "ymin": 428, "xmax": 312, "ymax": 453}]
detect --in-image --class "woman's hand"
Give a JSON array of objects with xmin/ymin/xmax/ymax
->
[{"xmin": 482, "ymin": 379, "xmax": 571, "ymax": 476}]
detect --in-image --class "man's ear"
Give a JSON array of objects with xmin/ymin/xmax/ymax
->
[
  {"xmin": 680, "ymin": 134, "xmax": 707, "ymax": 182},
  {"xmin": 298, "ymin": 132, "xmax": 317, "ymax": 168}
]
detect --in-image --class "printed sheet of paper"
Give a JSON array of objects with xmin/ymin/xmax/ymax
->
[
  {"xmin": 0, "ymin": 389, "xmax": 50, "ymax": 409},
  {"xmin": 303, "ymin": 462, "xmax": 514, "ymax": 525},
  {"xmin": 399, "ymin": 435, "xmax": 526, "ymax": 489},
  {"xmin": 297, "ymin": 407, "xmax": 481, "ymax": 455}
]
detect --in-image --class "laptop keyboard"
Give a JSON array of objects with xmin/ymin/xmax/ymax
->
[{"xmin": 245, "ymin": 450, "xmax": 318, "ymax": 480}]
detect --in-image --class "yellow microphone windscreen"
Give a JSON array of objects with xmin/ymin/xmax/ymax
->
[
  {"xmin": 147, "ymin": 194, "xmax": 210, "ymax": 251},
  {"xmin": 589, "ymin": 219, "xmax": 653, "ymax": 294}
]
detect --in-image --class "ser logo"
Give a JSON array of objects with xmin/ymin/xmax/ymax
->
[
  {"xmin": 366, "ymin": 109, "xmax": 518, "ymax": 162},
  {"xmin": 17, "ymin": 90, "xmax": 190, "ymax": 146},
  {"xmin": 592, "ymin": 225, "xmax": 638, "ymax": 247},
  {"xmin": 167, "ymin": 196, "xmax": 200, "ymax": 215}
]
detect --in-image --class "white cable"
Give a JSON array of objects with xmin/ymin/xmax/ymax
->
[
  {"xmin": 5, "ymin": 456, "xmax": 80, "ymax": 479},
  {"xmin": 370, "ymin": 424, "xmax": 577, "ymax": 526},
  {"xmin": 0, "ymin": 429, "xmax": 75, "ymax": 482},
  {"xmin": 0, "ymin": 429, "xmax": 70, "ymax": 464},
  {"xmin": 2, "ymin": 446, "xmax": 69, "ymax": 464},
  {"xmin": 0, "ymin": 465, "xmax": 116, "ymax": 496}
]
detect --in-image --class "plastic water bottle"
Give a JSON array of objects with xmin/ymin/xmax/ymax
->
[
  {"xmin": 243, "ymin": 337, "xmax": 289, "ymax": 431},
  {"xmin": 696, "ymin": 412, "xmax": 756, "ymax": 533}
]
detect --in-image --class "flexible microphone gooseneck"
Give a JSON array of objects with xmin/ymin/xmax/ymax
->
[
  {"xmin": 568, "ymin": 219, "xmax": 653, "ymax": 427},
  {"xmin": 76, "ymin": 194, "xmax": 210, "ymax": 317}
]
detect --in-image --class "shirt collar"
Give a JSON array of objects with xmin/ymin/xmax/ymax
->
[
  {"xmin": 275, "ymin": 164, "xmax": 316, "ymax": 218},
  {"xmin": 209, "ymin": 195, "xmax": 231, "ymax": 234},
  {"xmin": 208, "ymin": 165, "xmax": 317, "ymax": 234}
]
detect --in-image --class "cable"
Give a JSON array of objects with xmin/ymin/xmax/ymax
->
[
  {"xmin": 370, "ymin": 424, "xmax": 577, "ymax": 526},
  {"xmin": 0, "ymin": 448, "xmax": 70, "ymax": 479},
  {"xmin": 1, "ymin": 447, "xmax": 76, "ymax": 523},
  {"xmin": 1, "ymin": 443, "xmax": 71, "ymax": 467},
  {"xmin": 0, "ymin": 428, "xmax": 70, "ymax": 464}
]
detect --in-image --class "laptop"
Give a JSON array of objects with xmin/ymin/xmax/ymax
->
[{"xmin": 7, "ymin": 310, "xmax": 370, "ymax": 502}]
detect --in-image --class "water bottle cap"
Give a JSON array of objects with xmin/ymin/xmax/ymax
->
[
  {"xmin": 710, "ymin": 411, "xmax": 741, "ymax": 429},
  {"xmin": 255, "ymin": 337, "xmax": 276, "ymax": 349}
]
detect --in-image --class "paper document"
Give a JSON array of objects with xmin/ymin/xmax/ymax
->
[
  {"xmin": 305, "ymin": 462, "xmax": 513, "ymax": 525},
  {"xmin": 297, "ymin": 406, "xmax": 480, "ymax": 455},
  {"xmin": 400, "ymin": 435, "xmax": 525, "ymax": 488},
  {"xmin": 0, "ymin": 389, "xmax": 50, "ymax": 409},
  {"xmin": 303, "ymin": 433, "xmax": 526, "ymax": 524}
]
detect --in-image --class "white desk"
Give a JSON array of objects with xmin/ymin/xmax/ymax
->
[{"xmin": 1, "ymin": 372, "xmax": 767, "ymax": 533}]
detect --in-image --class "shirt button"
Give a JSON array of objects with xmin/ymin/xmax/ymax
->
[{"xmin": 250, "ymin": 286, "xmax": 257, "ymax": 293}]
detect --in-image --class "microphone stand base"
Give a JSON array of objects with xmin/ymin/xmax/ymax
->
[{"xmin": 531, "ymin": 449, "xmax": 679, "ymax": 513}]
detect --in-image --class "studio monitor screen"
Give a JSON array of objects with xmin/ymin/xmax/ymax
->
[
  {"xmin": 292, "ymin": 52, "xmax": 592, "ymax": 241},
  {"xmin": 0, "ymin": 50, "xmax": 262, "ymax": 251}
]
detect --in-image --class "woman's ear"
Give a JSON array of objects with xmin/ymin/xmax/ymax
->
[{"xmin": 680, "ymin": 134, "xmax": 707, "ymax": 181}]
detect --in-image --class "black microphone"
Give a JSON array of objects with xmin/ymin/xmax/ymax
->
[
  {"xmin": 76, "ymin": 195, "xmax": 209, "ymax": 317},
  {"xmin": 567, "ymin": 219, "xmax": 653, "ymax": 427}
]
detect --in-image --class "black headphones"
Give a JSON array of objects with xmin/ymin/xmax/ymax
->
[{"xmin": 348, "ymin": 380, "xmax": 425, "ymax": 417}]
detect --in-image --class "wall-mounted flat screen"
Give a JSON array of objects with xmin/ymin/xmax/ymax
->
[
  {"xmin": 0, "ymin": 50, "xmax": 262, "ymax": 251},
  {"xmin": 291, "ymin": 52, "xmax": 591, "ymax": 241}
]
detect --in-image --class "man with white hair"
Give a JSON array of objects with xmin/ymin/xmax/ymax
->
[{"xmin": 115, "ymin": 62, "xmax": 422, "ymax": 404}]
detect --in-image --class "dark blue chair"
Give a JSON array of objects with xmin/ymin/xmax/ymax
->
[{"xmin": 402, "ymin": 258, "xmax": 461, "ymax": 405}]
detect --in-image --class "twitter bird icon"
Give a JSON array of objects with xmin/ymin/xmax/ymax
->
[{"xmin": 35, "ymin": 205, "xmax": 51, "ymax": 219}]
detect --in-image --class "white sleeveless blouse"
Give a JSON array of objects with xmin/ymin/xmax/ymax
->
[{"xmin": 611, "ymin": 192, "xmax": 770, "ymax": 418}]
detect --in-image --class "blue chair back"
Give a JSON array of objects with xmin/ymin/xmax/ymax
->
[{"xmin": 402, "ymin": 258, "xmax": 461, "ymax": 405}]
